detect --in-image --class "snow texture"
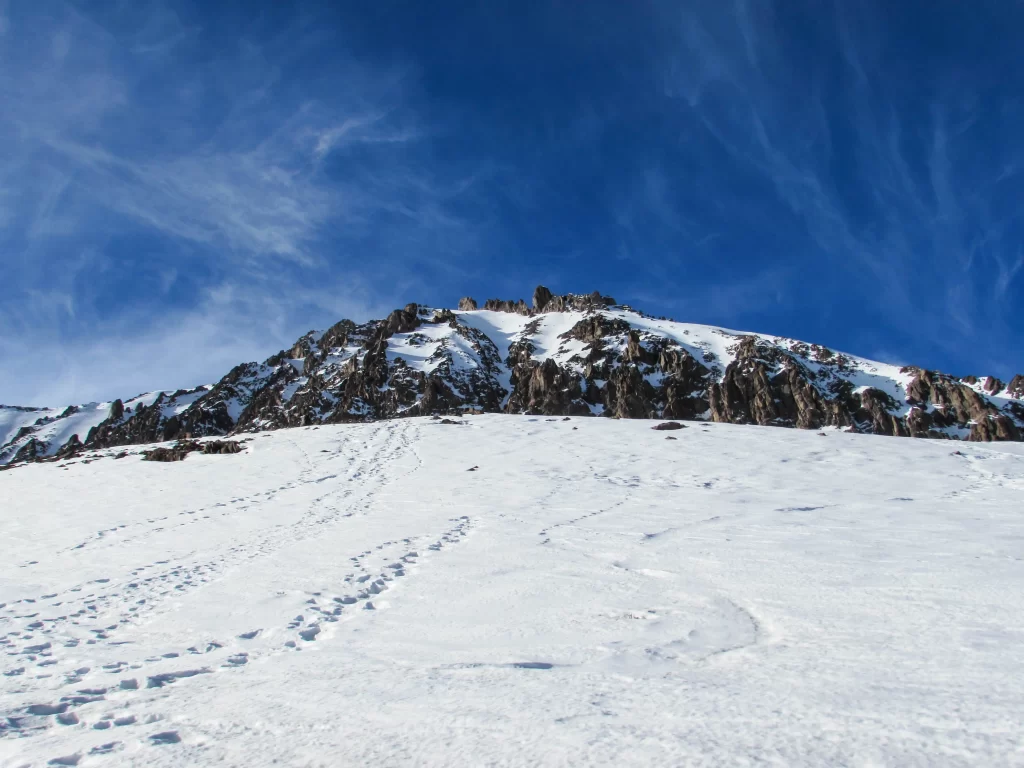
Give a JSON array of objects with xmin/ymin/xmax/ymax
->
[{"xmin": 1, "ymin": 417, "xmax": 1023, "ymax": 766}]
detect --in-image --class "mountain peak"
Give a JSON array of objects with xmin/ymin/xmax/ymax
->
[{"xmin": 3, "ymin": 288, "xmax": 1022, "ymax": 465}]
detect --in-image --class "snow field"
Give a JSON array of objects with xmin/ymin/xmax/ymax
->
[{"xmin": 1, "ymin": 416, "xmax": 1023, "ymax": 766}]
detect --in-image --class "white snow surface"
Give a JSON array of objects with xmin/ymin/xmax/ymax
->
[
  {"xmin": 0, "ymin": 408, "xmax": 49, "ymax": 450},
  {"xmin": 1, "ymin": 388, "xmax": 214, "ymax": 464},
  {"xmin": 2, "ymin": 416, "xmax": 1024, "ymax": 766},
  {"xmin": 0, "ymin": 404, "xmax": 114, "ymax": 460}
]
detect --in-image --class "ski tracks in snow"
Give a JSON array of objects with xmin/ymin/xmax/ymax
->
[{"xmin": 0, "ymin": 421, "xmax": 478, "ymax": 764}]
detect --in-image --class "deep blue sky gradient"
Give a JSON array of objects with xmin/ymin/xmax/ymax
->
[{"xmin": 1, "ymin": 1, "xmax": 1022, "ymax": 404}]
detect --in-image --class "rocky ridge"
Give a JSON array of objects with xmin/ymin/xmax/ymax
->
[{"xmin": 3, "ymin": 286, "xmax": 1022, "ymax": 465}]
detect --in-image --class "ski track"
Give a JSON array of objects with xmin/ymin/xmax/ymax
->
[{"xmin": 0, "ymin": 420, "xmax": 475, "ymax": 763}]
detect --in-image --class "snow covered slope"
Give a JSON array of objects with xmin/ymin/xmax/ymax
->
[
  {"xmin": 2, "ymin": 416, "xmax": 1023, "ymax": 766},
  {"xmin": 3, "ymin": 287, "xmax": 1023, "ymax": 465}
]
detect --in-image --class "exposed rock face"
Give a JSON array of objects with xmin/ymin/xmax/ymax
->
[
  {"xmin": 12, "ymin": 438, "xmax": 44, "ymax": 463},
  {"xmin": 386, "ymin": 304, "xmax": 421, "ymax": 335},
  {"xmin": 539, "ymin": 290, "xmax": 617, "ymax": 314},
  {"xmin": 3, "ymin": 286, "xmax": 1022, "ymax": 465},
  {"xmin": 602, "ymin": 364, "xmax": 657, "ymax": 419},
  {"xmin": 532, "ymin": 285, "xmax": 554, "ymax": 311},
  {"xmin": 854, "ymin": 389, "xmax": 907, "ymax": 437},
  {"xmin": 142, "ymin": 442, "xmax": 198, "ymax": 462},
  {"xmin": 900, "ymin": 369, "xmax": 1020, "ymax": 441},
  {"xmin": 55, "ymin": 434, "xmax": 83, "ymax": 458},
  {"xmin": 84, "ymin": 386, "xmax": 230, "ymax": 449},
  {"xmin": 483, "ymin": 298, "xmax": 530, "ymax": 315},
  {"xmin": 201, "ymin": 440, "xmax": 244, "ymax": 455},
  {"xmin": 505, "ymin": 356, "xmax": 591, "ymax": 416},
  {"xmin": 707, "ymin": 338, "xmax": 846, "ymax": 431},
  {"xmin": 142, "ymin": 439, "xmax": 243, "ymax": 462}
]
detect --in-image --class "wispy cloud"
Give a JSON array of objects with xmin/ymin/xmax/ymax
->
[
  {"xmin": 649, "ymin": 0, "xmax": 1023, "ymax": 374},
  {"xmin": 312, "ymin": 112, "xmax": 420, "ymax": 161},
  {"xmin": 0, "ymin": 1, "xmax": 482, "ymax": 404},
  {"xmin": 0, "ymin": 279, "xmax": 395, "ymax": 406},
  {"xmin": 1, "ymin": 1, "xmax": 1020, "ymax": 404},
  {"xmin": 39, "ymin": 136, "xmax": 330, "ymax": 262}
]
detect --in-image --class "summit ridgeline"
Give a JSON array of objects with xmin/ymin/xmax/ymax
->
[{"xmin": 3, "ymin": 286, "xmax": 1022, "ymax": 465}]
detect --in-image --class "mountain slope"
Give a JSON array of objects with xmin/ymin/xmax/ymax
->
[
  {"xmin": 2, "ymin": 417, "xmax": 1023, "ymax": 765},
  {"xmin": 3, "ymin": 286, "xmax": 1022, "ymax": 465}
]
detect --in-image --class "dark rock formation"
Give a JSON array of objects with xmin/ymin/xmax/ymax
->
[
  {"xmin": 202, "ymin": 440, "xmax": 243, "ymax": 455},
  {"xmin": 483, "ymin": 298, "xmax": 531, "ymax": 315},
  {"xmin": 55, "ymin": 434, "xmax": 83, "ymax": 458},
  {"xmin": 904, "ymin": 369, "xmax": 1019, "ymax": 442},
  {"xmin": 108, "ymin": 399, "xmax": 124, "ymax": 422},
  {"xmin": 505, "ymin": 357, "xmax": 592, "ymax": 416},
  {"xmin": 142, "ymin": 439, "xmax": 243, "ymax": 462},
  {"xmin": 533, "ymin": 285, "xmax": 554, "ymax": 311},
  {"xmin": 854, "ymin": 389, "xmax": 907, "ymax": 437},
  {"xmin": 13, "ymin": 438, "xmax": 44, "ymax": 463},
  {"xmin": 538, "ymin": 289, "xmax": 616, "ymax": 314},
  {"xmin": 141, "ymin": 443, "xmax": 193, "ymax": 462},
  {"xmin": 480, "ymin": 287, "xmax": 617, "ymax": 317},
  {"xmin": 386, "ymin": 304, "xmax": 421, "ymax": 335}
]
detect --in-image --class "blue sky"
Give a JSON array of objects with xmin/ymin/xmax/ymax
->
[{"xmin": 1, "ymin": 1, "xmax": 1022, "ymax": 405}]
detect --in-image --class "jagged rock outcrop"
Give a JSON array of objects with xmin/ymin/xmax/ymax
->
[
  {"xmin": 658, "ymin": 347, "xmax": 712, "ymax": 420},
  {"xmin": 539, "ymin": 290, "xmax": 617, "ymax": 314},
  {"xmin": 202, "ymin": 439, "xmax": 244, "ymax": 455},
  {"xmin": 55, "ymin": 434, "xmax": 83, "ymax": 458},
  {"xmin": 84, "ymin": 386, "xmax": 227, "ymax": 449},
  {"xmin": 386, "ymin": 304, "xmax": 421, "ymax": 335},
  {"xmin": 483, "ymin": 298, "xmax": 531, "ymax": 315},
  {"xmin": 505, "ymin": 357, "xmax": 591, "ymax": 416},
  {"xmin": 854, "ymin": 389, "xmax": 907, "ymax": 437},
  {"xmin": 2, "ymin": 285, "xmax": 1021, "ymax": 465},
  {"xmin": 707, "ymin": 338, "xmax": 844, "ymax": 430},
  {"xmin": 13, "ymin": 438, "xmax": 45, "ymax": 463},
  {"xmin": 481, "ymin": 288, "xmax": 618, "ymax": 317},
  {"xmin": 603, "ymin": 363, "xmax": 657, "ymax": 419},
  {"xmin": 903, "ymin": 369, "xmax": 1020, "ymax": 441},
  {"xmin": 533, "ymin": 285, "xmax": 554, "ymax": 311},
  {"xmin": 142, "ymin": 439, "xmax": 243, "ymax": 462}
]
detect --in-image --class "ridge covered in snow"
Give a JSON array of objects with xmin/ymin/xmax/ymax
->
[{"xmin": 3, "ymin": 286, "xmax": 1023, "ymax": 465}]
